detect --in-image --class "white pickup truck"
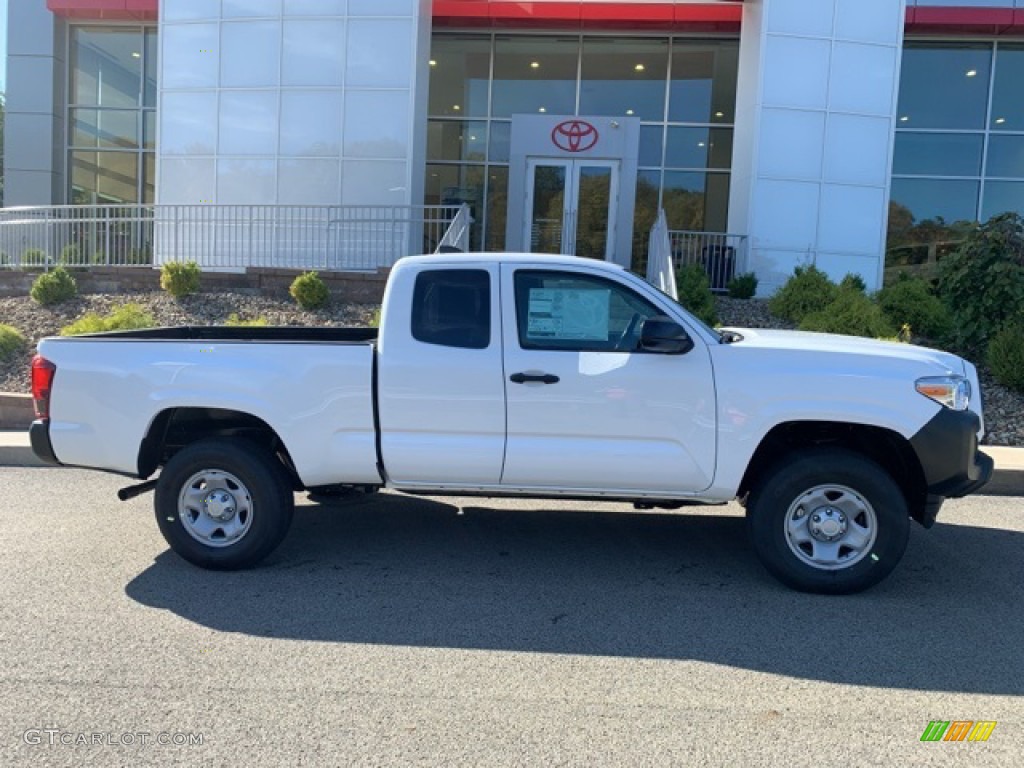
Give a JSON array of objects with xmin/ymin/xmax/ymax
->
[{"xmin": 29, "ymin": 253, "xmax": 992, "ymax": 594}]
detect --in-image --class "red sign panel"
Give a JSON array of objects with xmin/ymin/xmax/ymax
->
[{"xmin": 551, "ymin": 120, "xmax": 599, "ymax": 153}]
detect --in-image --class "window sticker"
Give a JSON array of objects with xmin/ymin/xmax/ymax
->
[{"xmin": 527, "ymin": 288, "xmax": 610, "ymax": 341}]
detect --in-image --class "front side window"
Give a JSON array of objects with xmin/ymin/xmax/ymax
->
[
  {"xmin": 412, "ymin": 269, "xmax": 491, "ymax": 349},
  {"xmin": 514, "ymin": 270, "xmax": 660, "ymax": 352}
]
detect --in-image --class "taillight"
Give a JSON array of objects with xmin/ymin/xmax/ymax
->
[{"xmin": 31, "ymin": 355, "xmax": 57, "ymax": 420}]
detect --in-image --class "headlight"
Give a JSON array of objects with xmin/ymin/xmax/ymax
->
[{"xmin": 916, "ymin": 376, "xmax": 971, "ymax": 411}]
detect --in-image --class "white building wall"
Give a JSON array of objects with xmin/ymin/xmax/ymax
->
[
  {"xmin": 4, "ymin": 2, "xmax": 66, "ymax": 206},
  {"xmin": 729, "ymin": 0, "xmax": 907, "ymax": 295},
  {"xmin": 158, "ymin": 0, "xmax": 431, "ymax": 210}
]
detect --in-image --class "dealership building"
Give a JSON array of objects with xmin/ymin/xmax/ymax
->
[{"xmin": 5, "ymin": 0, "xmax": 1024, "ymax": 292}]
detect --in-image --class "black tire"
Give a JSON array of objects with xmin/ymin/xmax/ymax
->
[
  {"xmin": 155, "ymin": 438, "xmax": 294, "ymax": 570},
  {"xmin": 746, "ymin": 447, "xmax": 910, "ymax": 595}
]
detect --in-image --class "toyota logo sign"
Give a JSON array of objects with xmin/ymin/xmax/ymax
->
[{"xmin": 551, "ymin": 120, "xmax": 599, "ymax": 153}]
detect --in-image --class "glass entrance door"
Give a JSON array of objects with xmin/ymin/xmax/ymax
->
[{"xmin": 525, "ymin": 159, "xmax": 618, "ymax": 259}]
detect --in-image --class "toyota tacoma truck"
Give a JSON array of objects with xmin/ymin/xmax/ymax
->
[{"xmin": 29, "ymin": 253, "xmax": 993, "ymax": 594}]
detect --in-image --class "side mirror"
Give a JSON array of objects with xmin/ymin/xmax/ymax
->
[{"xmin": 639, "ymin": 316, "xmax": 694, "ymax": 355}]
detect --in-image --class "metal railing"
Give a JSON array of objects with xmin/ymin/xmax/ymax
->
[
  {"xmin": 669, "ymin": 230, "xmax": 749, "ymax": 293},
  {"xmin": 645, "ymin": 210, "xmax": 678, "ymax": 300},
  {"xmin": 0, "ymin": 203, "xmax": 471, "ymax": 271}
]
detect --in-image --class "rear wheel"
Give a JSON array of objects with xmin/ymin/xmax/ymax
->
[
  {"xmin": 746, "ymin": 448, "xmax": 910, "ymax": 594},
  {"xmin": 155, "ymin": 439, "xmax": 294, "ymax": 570}
]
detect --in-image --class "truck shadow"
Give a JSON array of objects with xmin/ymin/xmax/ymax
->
[{"xmin": 125, "ymin": 492, "xmax": 1024, "ymax": 695}]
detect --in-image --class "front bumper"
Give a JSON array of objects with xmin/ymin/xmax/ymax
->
[
  {"xmin": 29, "ymin": 419, "xmax": 61, "ymax": 466},
  {"xmin": 910, "ymin": 407, "xmax": 993, "ymax": 500}
]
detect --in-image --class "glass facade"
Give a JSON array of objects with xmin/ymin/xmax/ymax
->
[
  {"xmin": 68, "ymin": 26, "xmax": 157, "ymax": 204},
  {"xmin": 426, "ymin": 33, "xmax": 739, "ymax": 255},
  {"xmin": 889, "ymin": 41, "xmax": 1024, "ymax": 267}
]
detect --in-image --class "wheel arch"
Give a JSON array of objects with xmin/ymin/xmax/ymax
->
[
  {"xmin": 137, "ymin": 407, "xmax": 301, "ymax": 489},
  {"xmin": 737, "ymin": 420, "xmax": 929, "ymax": 525}
]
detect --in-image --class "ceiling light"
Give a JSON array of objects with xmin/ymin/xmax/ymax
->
[
  {"xmin": 698, "ymin": 142, "xmax": 706, "ymax": 148},
  {"xmin": 453, "ymin": 104, "xmax": 461, "ymax": 111},
  {"xmin": 715, "ymin": 111, "xmax": 724, "ymax": 118},
  {"xmin": 469, "ymin": 136, "xmax": 477, "ymax": 141},
  {"xmin": 131, "ymin": 52, "xmax": 141, "ymax": 58},
  {"xmin": 429, "ymin": 59, "xmax": 437, "ymax": 67},
  {"xmin": 996, "ymin": 117, "xmax": 1007, "ymax": 125},
  {"xmin": 899, "ymin": 116, "xmax": 909, "ymax": 122},
  {"xmin": 539, "ymin": 107, "xmax": 546, "ymax": 113},
  {"xmin": 626, "ymin": 109, "xmax": 634, "ymax": 116},
  {"xmin": 966, "ymin": 69, "xmax": 977, "ymax": 77},
  {"xmin": 530, "ymin": 61, "xmax": 540, "ymax": 69},
  {"xmin": 634, "ymin": 63, "xmax": 645, "ymax": 72}
]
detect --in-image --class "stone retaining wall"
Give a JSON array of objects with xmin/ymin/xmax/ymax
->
[{"xmin": 0, "ymin": 267, "xmax": 389, "ymax": 303}]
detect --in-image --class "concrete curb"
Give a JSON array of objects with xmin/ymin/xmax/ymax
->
[{"xmin": 1, "ymin": 431, "xmax": 1021, "ymax": 495}]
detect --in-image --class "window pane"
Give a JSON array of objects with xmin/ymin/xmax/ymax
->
[
  {"xmin": 513, "ymin": 270, "xmax": 659, "ymax": 352},
  {"xmin": 991, "ymin": 45, "xmax": 1024, "ymax": 130},
  {"xmin": 633, "ymin": 170, "xmax": 662, "ymax": 271},
  {"xmin": 639, "ymin": 126, "xmax": 664, "ymax": 168},
  {"xmin": 412, "ymin": 270, "xmax": 491, "ymax": 350},
  {"xmin": 890, "ymin": 178, "xmax": 979, "ymax": 224},
  {"xmin": 897, "ymin": 43, "xmax": 991, "ymax": 129},
  {"xmin": 70, "ymin": 151, "xmax": 140, "ymax": 204},
  {"xmin": 143, "ymin": 153, "xmax": 155, "ymax": 204},
  {"xmin": 669, "ymin": 41, "xmax": 739, "ymax": 124},
  {"xmin": 427, "ymin": 121, "xmax": 488, "ymax": 162},
  {"xmin": 485, "ymin": 167, "xmax": 509, "ymax": 251},
  {"xmin": 429, "ymin": 35, "xmax": 491, "ymax": 118},
  {"xmin": 143, "ymin": 29, "xmax": 158, "ymax": 107},
  {"xmin": 665, "ymin": 127, "xmax": 732, "ymax": 169},
  {"xmin": 424, "ymin": 164, "xmax": 485, "ymax": 250},
  {"xmin": 489, "ymin": 122, "xmax": 511, "ymax": 163},
  {"xmin": 579, "ymin": 37, "xmax": 669, "ymax": 121},
  {"xmin": 143, "ymin": 111, "xmax": 156, "ymax": 151},
  {"xmin": 986, "ymin": 135, "xmax": 1024, "ymax": 178},
  {"xmin": 72, "ymin": 27, "xmax": 142, "ymax": 108},
  {"xmin": 492, "ymin": 36, "xmax": 577, "ymax": 118},
  {"xmin": 893, "ymin": 133, "xmax": 983, "ymax": 176},
  {"xmin": 983, "ymin": 181, "xmax": 1024, "ymax": 220},
  {"xmin": 662, "ymin": 171, "xmax": 730, "ymax": 231},
  {"xmin": 71, "ymin": 109, "xmax": 139, "ymax": 149}
]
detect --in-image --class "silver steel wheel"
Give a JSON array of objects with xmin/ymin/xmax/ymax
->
[
  {"xmin": 783, "ymin": 484, "xmax": 878, "ymax": 571},
  {"xmin": 178, "ymin": 469, "xmax": 254, "ymax": 548}
]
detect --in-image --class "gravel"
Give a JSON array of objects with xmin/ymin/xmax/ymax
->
[{"xmin": 1, "ymin": 291, "xmax": 1020, "ymax": 446}]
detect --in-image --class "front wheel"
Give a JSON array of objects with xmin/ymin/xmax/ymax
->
[
  {"xmin": 154, "ymin": 438, "xmax": 294, "ymax": 570},
  {"xmin": 746, "ymin": 448, "xmax": 910, "ymax": 594}
]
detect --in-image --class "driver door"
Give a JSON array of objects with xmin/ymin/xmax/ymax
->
[{"xmin": 499, "ymin": 265, "xmax": 717, "ymax": 494}]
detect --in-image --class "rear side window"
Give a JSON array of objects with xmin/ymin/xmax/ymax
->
[{"xmin": 411, "ymin": 269, "xmax": 491, "ymax": 349}]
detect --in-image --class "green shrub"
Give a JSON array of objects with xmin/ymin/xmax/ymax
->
[
  {"xmin": 224, "ymin": 313, "xmax": 269, "ymax": 327},
  {"xmin": 676, "ymin": 264, "xmax": 718, "ymax": 327},
  {"xmin": 0, "ymin": 324, "xmax": 26, "ymax": 361},
  {"xmin": 937, "ymin": 212, "xmax": 1024, "ymax": 353},
  {"xmin": 290, "ymin": 271, "xmax": 330, "ymax": 311},
  {"xmin": 369, "ymin": 307, "xmax": 382, "ymax": 328},
  {"xmin": 988, "ymin": 321, "xmax": 1024, "ymax": 393},
  {"xmin": 21, "ymin": 248, "xmax": 51, "ymax": 267},
  {"xmin": 61, "ymin": 304, "xmax": 155, "ymax": 336},
  {"xmin": 30, "ymin": 267, "xmax": 78, "ymax": 306},
  {"xmin": 160, "ymin": 261, "xmax": 201, "ymax": 298},
  {"xmin": 769, "ymin": 265, "xmax": 839, "ymax": 323},
  {"xmin": 877, "ymin": 274, "xmax": 952, "ymax": 341},
  {"xmin": 727, "ymin": 272, "xmax": 758, "ymax": 300},
  {"xmin": 839, "ymin": 273, "xmax": 867, "ymax": 294},
  {"xmin": 799, "ymin": 288, "xmax": 896, "ymax": 339},
  {"xmin": 0, "ymin": 251, "xmax": 11, "ymax": 266}
]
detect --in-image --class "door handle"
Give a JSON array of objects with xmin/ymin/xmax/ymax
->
[{"xmin": 510, "ymin": 372, "xmax": 560, "ymax": 385}]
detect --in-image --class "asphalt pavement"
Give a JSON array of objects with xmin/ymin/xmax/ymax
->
[{"xmin": 0, "ymin": 468, "xmax": 1021, "ymax": 767}]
